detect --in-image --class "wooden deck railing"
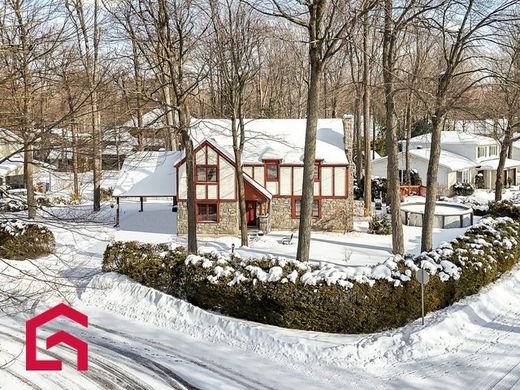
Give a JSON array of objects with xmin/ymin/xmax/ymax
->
[{"xmin": 400, "ymin": 185, "xmax": 427, "ymax": 198}]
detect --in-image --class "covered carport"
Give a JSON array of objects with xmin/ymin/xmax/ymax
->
[{"xmin": 112, "ymin": 150, "xmax": 183, "ymax": 227}]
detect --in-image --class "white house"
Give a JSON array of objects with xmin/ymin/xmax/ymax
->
[{"xmin": 372, "ymin": 131, "xmax": 520, "ymax": 194}]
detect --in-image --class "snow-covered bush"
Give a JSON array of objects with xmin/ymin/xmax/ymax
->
[
  {"xmin": 0, "ymin": 219, "xmax": 55, "ymax": 259},
  {"xmin": 368, "ymin": 215, "xmax": 391, "ymax": 235},
  {"xmin": 452, "ymin": 182, "xmax": 474, "ymax": 196},
  {"xmin": 103, "ymin": 241, "xmax": 187, "ymax": 291},
  {"xmin": 487, "ymin": 200, "xmax": 520, "ymax": 220},
  {"xmin": 0, "ymin": 198, "xmax": 27, "ymax": 212},
  {"xmin": 102, "ymin": 217, "xmax": 520, "ymax": 333}
]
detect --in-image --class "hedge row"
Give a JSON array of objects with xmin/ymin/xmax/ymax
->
[
  {"xmin": 0, "ymin": 219, "xmax": 55, "ymax": 260},
  {"xmin": 102, "ymin": 205, "xmax": 520, "ymax": 333}
]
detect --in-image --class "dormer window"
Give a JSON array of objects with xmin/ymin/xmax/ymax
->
[
  {"xmin": 265, "ymin": 161, "xmax": 280, "ymax": 181},
  {"xmin": 489, "ymin": 145, "xmax": 498, "ymax": 156},
  {"xmin": 477, "ymin": 146, "xmax": 487, "ymax": 158}
]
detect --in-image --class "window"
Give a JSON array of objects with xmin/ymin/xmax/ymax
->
[
  {"xmin": 197, "ymin": 203, "xmax": 217, "ymax": 222},
  {"xmin": 489, "ymin": 145, "xmax": 498, "ymax": 156},
  {"xmin": 196, "ymin": 165, "xmax": 217, "ymax": 182},
  {"xmin": 266, "ymin": 163, "xmax": 279, "ymax": 180},
  {"xmin": 456, "ymin": 169, "xmax": 470, "ymax": 183},
  {"xmin": 293, "ymin": 199, "xmax": 320, "ymax": 218},
  {"xmin": 477, "ymin": 146, "xmax": 487, "ymax": 158}
]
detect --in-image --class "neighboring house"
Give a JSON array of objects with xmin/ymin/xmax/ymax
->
[
  {"xmin": 372, "ymin": 131, "xmax": 520, "ymax": 194},
  {"xmin": 115, "ymin": 118, "xmax": 354, "ymax": 236},
  {"xmin": 0, "ymin": 128, "xmax": 53, "ymax": 189}
]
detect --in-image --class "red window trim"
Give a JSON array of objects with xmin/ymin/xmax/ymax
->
[
  {"xmin": 196, "ymin": 164, "xmax": 218, "ymax": 183},
  {"xmin": 264, "ymin": 161, "xmax": 280, "ymax": 182},
  {"xmin": 291, "ymin": 198, "xmax": 321, "ymax": 219},
  {"xmin": 196, "ymin": 202, "xmax": 219, "ymax": 223}
]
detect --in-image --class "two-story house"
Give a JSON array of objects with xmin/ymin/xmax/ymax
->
[
  {"xmin": 173, "ymin": 118, "xmax": 352, "ymax": 235},
  {"xmin": 372, "ymin": 131, "xmax": 520, "ymax": 193}
]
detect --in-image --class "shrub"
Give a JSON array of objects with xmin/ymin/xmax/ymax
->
[
  {"xmin": 453, "ymin": 182, "xmax": 475, "ymax": 196},
  {"xmin": 0, "ymin": 198, "xmax": 27, "ymax": 212},
  {"xmin": 475, "ymin": 173, "xmax": 485, "ymax": 189},
  {"xmin": 101, "ymin": 187, "xmax": 113, "ymax": 202},
  {"xmin": 368, "ymin": 215, "xmax": 391, "ymax": 235},
  {"xmin": 0, "ymin": 220, "xmax": 55, "ymax": 259},
  {"xmin": 354, "ymin": 178, "xmax": 387, "ymax": 202},
  {"xmin": 487, "ymin": 200, "xmax": 520, "ymax": 219},
  {"xmin": 102, "ymin": 216, "xmax": 520, "ymax": 334}
]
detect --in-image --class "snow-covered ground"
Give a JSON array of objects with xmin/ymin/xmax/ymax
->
[
  {"xmin": 114, "ymin": 199, "xmax": 468, "ymax": 266},
  {"xmin": 0, "ymin": 212, "xmax": 519, "ymax": 389}
]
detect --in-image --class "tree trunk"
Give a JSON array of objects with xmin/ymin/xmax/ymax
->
[
  {"xmin": 179, "ymin": 104, "xmax": 197, "ymax": 254},
  {"xmin": 405, "ymin": 96, "xmax": 412, "ymax": 184},
  {"xmin": 362, "ymin": 13, "xmax": 371, "ymax": 216},
  {"xmin": 231, "ymin": 116, "xmax": 249, "ymax": 247},
  {"xmin": 92, "ymin": 92, "xmax": 102, "ymax": 211},
  {"xmin": 354, "ymin": 96, "xmax": 363, "ymax": 186},
  {"xmin": 383, "ymin": 0, "xmax": 404, "ymax": 255},
  {"xmin": 296, "ymin": 57, "xmax": 321, "ymax": 261},
  {"xmin": 495, "ymin": 129, "xmax": 513, "ymax": 201},
  {"xmin": 421, "ymin": 116, "xmax": 443, "ymax": 252},
  {"xmin": 71, "ymin": 121, "xmax": 79, "ymax": 197},
  {"xmin": 24, "ymin": 141, "xmax": 36, "ymax": 219}
]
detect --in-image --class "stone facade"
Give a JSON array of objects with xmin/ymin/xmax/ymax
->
[
  {"xmin": 178, "ymin": 197, "xmax": 359, "ymax": 235},
  {"xmin": 177, "ymin": 201, "xmax": 239, "ymax": 236},
  {"xmin": 270, "ymin": 198, "xmax": 354, "ymax": 232}
]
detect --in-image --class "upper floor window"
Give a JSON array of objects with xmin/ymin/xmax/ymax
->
[
  {"xmin": 477, "ymin": 146, "xmax": 487, "ymax": 158},
  {"xmin": 265, "ymin": 163, "xmax": 279, "ymax": 181},
  {"xmin": 196, "ymin": 165, "xmax": 218, "ymax": 182},
  {"xmin": 489, "ymin": 145, "xmax": 498, "ymax": 156}
]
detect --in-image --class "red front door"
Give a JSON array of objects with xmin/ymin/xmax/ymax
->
[{"xmin": 246, "ymin": 201, "xmax": 257, "ymax": 226}]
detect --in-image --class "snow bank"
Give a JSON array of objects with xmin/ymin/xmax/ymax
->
[{"xmin": 80, "ymin": 263, "xmax": 520, "ymax": 370}]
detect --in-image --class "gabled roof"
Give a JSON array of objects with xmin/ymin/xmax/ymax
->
[
  {"xmin": 409, "ymin": 131, "xmax": 495, "ymax": 146},
  {"xmin": 189, "ymin": 118, "xmax": 349, "ymax": 165},
  {"xmin": 409, "ymin": 148, "xmax": 475, "ymax": 171},
  {"xmin": 373, "ymin": 148, "xmax": 475, "ymax": 172},
  {"xmin": 113, "ymin": 151, "xmax": 183, "ymax": 197}
]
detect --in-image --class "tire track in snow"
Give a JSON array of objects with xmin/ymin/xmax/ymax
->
[
  {"xmin": 0, "ymin": 327, "xmax": 190, "ymax": 390},
  {"xmin": 90, "ymin": 323, "xmax": 275, "ymax": 390}
]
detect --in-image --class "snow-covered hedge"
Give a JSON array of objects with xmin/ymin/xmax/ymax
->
[
  {"xmin": 452, "ymin": 182, "xmax": 474, "ymax": 196},
  {"xmin": 0, "ymin": 219, "xmax": 55, "ymax": 259},
  {"xmin": 102, "ymin": 217, "xmax": 520, "ymax": 333}
]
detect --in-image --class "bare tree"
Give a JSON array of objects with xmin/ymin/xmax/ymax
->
[
  {"xmin": 247, "ymin": 0, "xmax": 375, "ymax": 261},
  {"xmin": 208, "ymin": 0, "xmax": 263, "ymax": 247},
  {"xmin": 421, "ymin": 0, "xmax": 518, "ymax": 251},
  {"xmin": 65, "ymin": 0, "xmax": 103, "ymax": 212}
]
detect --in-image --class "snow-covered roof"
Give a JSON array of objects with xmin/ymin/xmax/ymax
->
[
  {"xmin": 190, "ymin": 118, "xmax": 348, "ymax": 165},
  {"xmin": 0, "ymin": 154, "xmax": 52, "ymax": 177},
  {"xmin": 374, "ymin": 148, "xmax": 475, "ymax": 172},
  {"xmin": 0, "ymin": 128, "xmax": 22, "ymax": 144},
  {"xmin": 244, "ymin": 173, "xmax": 272, "ymax": 200},
  {"xmin": 120, "ymin": 108, "xmax": 168, "ymax": 129},
  {"xmin": 452, "ymin": 119, "xmax": 508, "ymax": 135},
  {"xmin": 409, "ymin": 148, "xmax": 475, "ymax": 171},
  {"xmin": 113, "ymin": 151, "xmax": 183, "ymax": 197},
  {"xmin": 410, "ymin": 131, "xmax": 495, "ymax": 146},
  {"xmin": 478, "ymin": 158, "xmax": 520, "ymax": 170}
]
